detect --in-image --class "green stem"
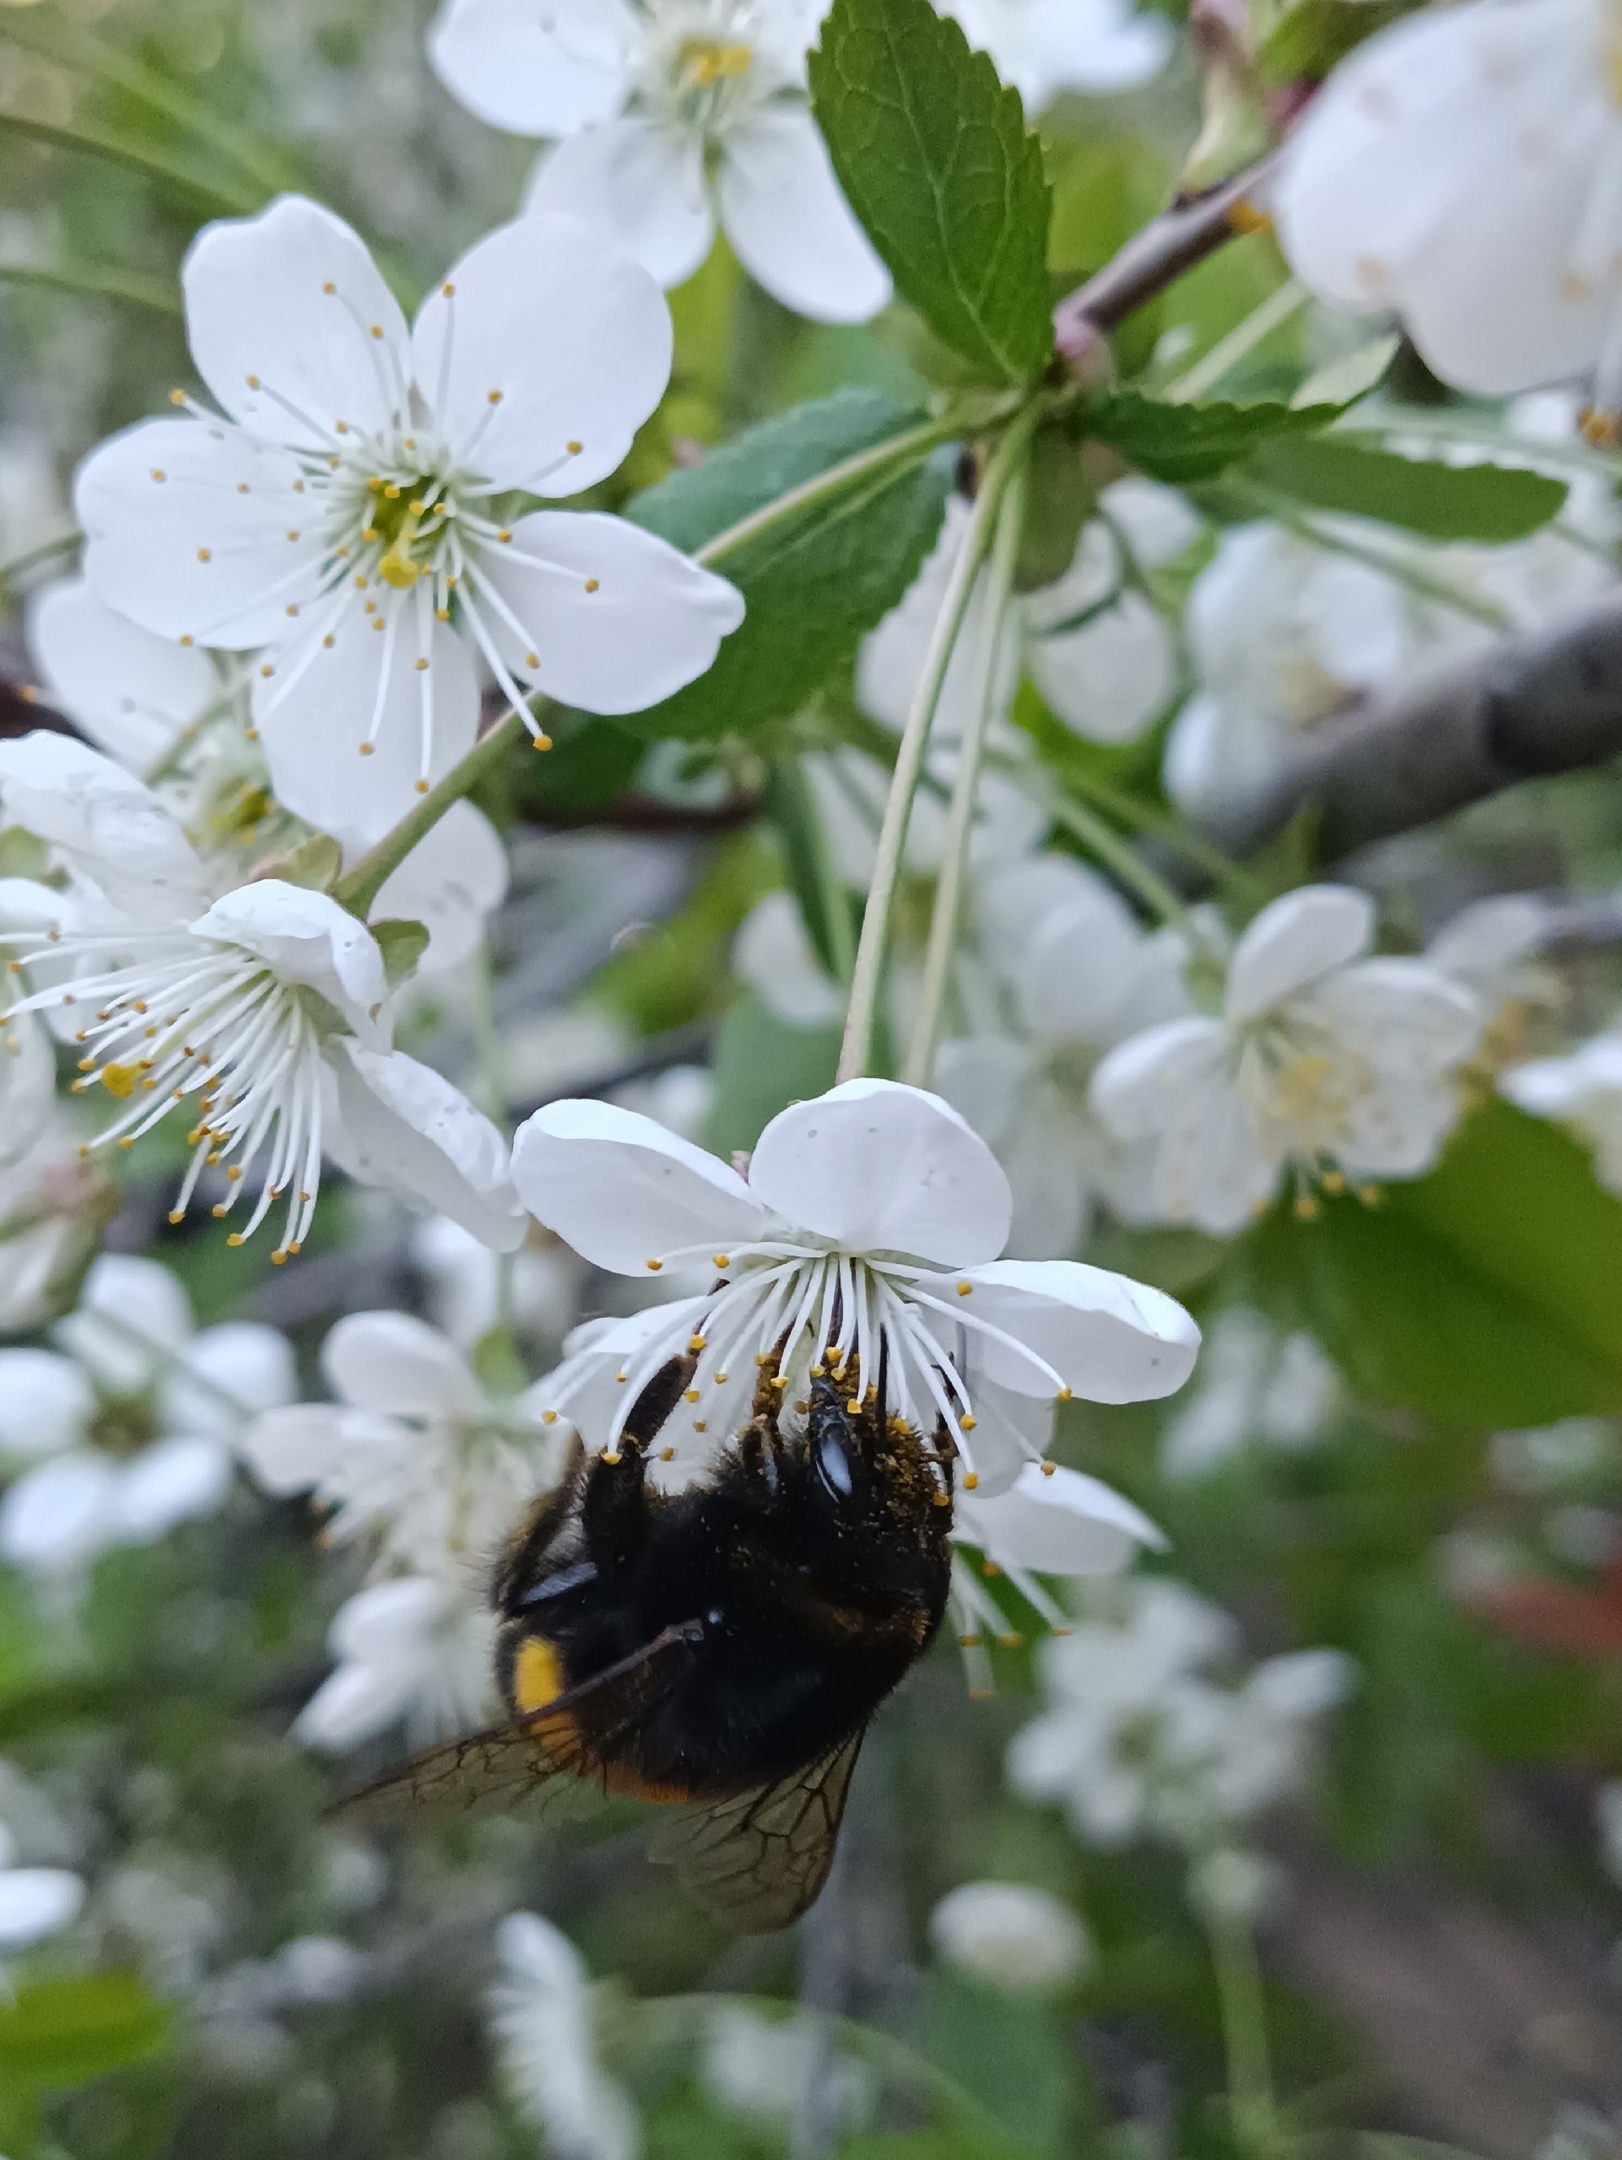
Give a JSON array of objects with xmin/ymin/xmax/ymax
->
[
  {"xmin": 1056, "ymin": 762, "xmax": 1267, "ymax": 904},
  {"xmin": 1047, "ymin": 789, "xmax": 1191, "ymax": 928},
  {"xmin": 1169, "ymin": 278, "xmax": 1309, "ymax": 402},
  {"xmin": 1206, "ymin": 1902, "xmax": 1280, "ymax": 2158},
  {"xmin": 902, "ymin": 452, "xmax": 1029, "ymax": 1086},
  {"xmin": 0, "ymin": 110, "xmax": 257, "ymax": 215},
  {"xmin": 336, "ymin": 409, "xmax": 981, "ymax": 920},
  {"xmin": 0, "ymin": 7, "xmax": 295, "ymax": 197},
  {"xmin": 0, "ymin": 529, "xmax": 81, "ymax": 595},
  {"xmin": 0, "ymin": 259, "xmax": 181, "ymax": 317},
  {"xmin": 838, "ymin": 403, "xmax": 1043, "ymax": 1085}
]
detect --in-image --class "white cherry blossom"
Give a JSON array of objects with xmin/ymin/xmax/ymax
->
[
  {"xmin": 941, "ymin": 0, "xmax": 1171, "ymax": 111},
  {"xmin": 238, "ymin": 1309, "xmax": 569, "ymax": 1574},
  {"xmin": 1274, "ymin": 0, "xmax": 1622, "ymax": 417},
  {"xmin": 429, "ymin": 0, "xmax": 890, "ymax": 324},
  {"xmin": 1091, "ymin": 885, "xmax": 1482, "ymax": 1235},
  {"xmin": 0, "ymin": 1823, "xmax": 84, "ymax": 1957},
  {"xmin": 0, "ymin": 734, "xmax": 524, "ymax": 1256},
  {"xmin": 295, "ymin": 1573, "xmax": 497, "ymax": 1752},
  {"xmin": 1160, "ymin": 1306, "xmax": 1339, "ymax": 1481},
  {"xmin": 860, "ymin": 482, "xmax": 1199, "ymax": 755},
  {"xmin": 936, "ymin": 854, "xmax": 1194, "ymax": 1257},
  {"xmin": 29, "ymin": 574, "xmax": 235, "ymax": 775},
  {"xmin": 1501, "ymin": 1027, "xmax": 1622, "ymax": 1192},
  {"xmin": 513, "ymin": 1077, "xmax": 1199, "ymax": 1492},
  {"xmin": 74, "ymin": 195, "xmax": 744, "ymax": 838},
  {"xmin": 490, "ymin": 1912, "xmax": 640, "ymax": 2160},
  {"xmin": 928, "ymin": 1881, "xmax": 1091, "ymax": 1991},
  {"xmin": 1008, "ymin": 1574, "xmax": 1352, "ymax": 1850},
  {"xmin": 0, "ymin": 1254, "xmax": 294, "ymax": 1582}
]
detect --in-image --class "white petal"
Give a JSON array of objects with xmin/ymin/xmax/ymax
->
[
  {"xmin": 160, "ymin": 1322, "xmax": 296, "ymax": 1440},
  {"xmin": 0, "ymin": 1867, "xmax": 84, "ymax": 1951},
  {"xmin": 1091, "ymin": 1017, "xmax": 1277, "ymax": 1234},
  {"xmin": 1029, "ymin": 591, "xmax": 1177, "ymax": 745},
  {"xmin": 473, "ymin": 509, "xmax": 743, "ymax": 714},
  {"xmin": 332, "ymin": 1574, "xmax": 447, "ymax": 1661},
  {"xmin": 929, "ymin": 1880, "xmax": 1091, "ymax": 1992},
  {"xmin": 716, "ymin": 108, "xmax": 892, "ymax": 324},
  {"xmin": 427, "ymin": 0, "xmax": 634, "ymax": 134},
  {"xmin": 953, "ymin": 1258, "xmax": 1200, "ymax": 1402},
  {"xmin": 183, "ymin": 195, "xmax": 409, "ymax": 443},
  {"xmin": 511, "ymin": 1099, "xmax": 764, "ymax": 1274},
  {"xmin": 371, "ymin": 801, "xmax": 509, "ymax": 977},
  {"xmin": 1225, "ymin": 885, "xmax": 1375, "ymax": 1023},
  {"xmin": 414, "ymin": 215, "xmax": 672, "ymax": 495},
  {"xmin": 193, "ymin": 881, "xmax": 391, "ymax": 1050},
  {"xmin": 113, "ymin": 1435, "xmax": 232, "ymax": 1543},
  {"xmin": 295, "ymin": 1660, "xmax": 412, "ymax": 1752},
  {"xmin": 256, "ymin": 604, "xmax": 481, "ymax": 847},
  {"xmin": 59, "ymin": 1254, "xmax": 194, "ymax": 1394},
  {"xmin": 0, "ymin": 731, "xmax": 208, "ymax": 923},
  {"xmin": 496, "ymin": 1909, "xmax": 587, "ymax": 1992},
  {"xmin": 0, "ymin": 1350, "xmax": 94, "ymax": 1459},
  {"xmin": 330, "ymin": 1040, "xmax": 527, "ymax": 1251},
  {"xmin": 957, "ymin": 1460, "xmax": 1164, "ymax": 1574},
  {"xmin": 524, "ymin": 121, "xmax": 714, "ymax": 290},
  {"xmin": 76, "ymin": 416, "xmax": 322, "ymax": 649},
  {"xmin": 235, "ymin": 1404, "xmax": 348, "ymax": 1494},
  {"xmin": 322, "ymin": 1310, "xmax": 481, "ymax": 1418},
  {"xmin": 0, "ymin": 1452, "xmax": 120, "ymax": 1574},
  {"xmin": 750, "ymin": 1079, "xmax": 1012, "ymax": 1266},
  {"xmin": 0, "ymin": 1013, "xmax": 55, "ymax": 1173},
  {"xmin": 27, "ymin": 576, "xmax": 220, "ymax": 771}
]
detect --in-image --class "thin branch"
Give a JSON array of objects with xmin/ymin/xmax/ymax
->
[
  {"xmin": 1197, "ymin": 592, "xmax": 1622, "ymax": 860},
  {"xmin": 1052, "ymin": 155, "xmax": 1280, "ymax": 362}
]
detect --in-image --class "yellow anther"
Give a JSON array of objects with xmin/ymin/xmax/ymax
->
[
  {"xmin": 713, "ymin": 1371, "xmax": 728, "ymax": 1385},
  {"xmin": 684, "ymin": 1388, "xmax": 701, "ymax": 1403},
  {"xmin": 488, "ymin": 390, "xmax": 503, "ymax": 405},
  {"xmin": 584, "ymin": 578, "xmax": 600, "ymax": 594},
  {"xmin": 197, "ymin": 548, "xmax": 212, "ymax": 563},
  {"xmin": 646, "ymin": 1257, "xmax": 663, "ymax": 1271},
  {"xmin": 151, "ymin": 468, "xmax": 166, "ymax": 482},
  {"xmin": 960, "ymin": 1415, "xmax": 977, "ymax": 1432},
  {"xmin": 958, "ymin": 1633, "xmax": 982, "ymax": 1649},
  {"xmin": 442, "ymin": 281, "xmax": 456, "ymax": 296},
  {"xmin": 964, "ymin": 1471, "xmax": 979, "ymax": 1490},
  {"xmin": 1041, "ymin": 1459, "xmax": 1055, "ymax": 1476},
  {"xmin": 101, "ymin": 1062, "xmax": 139, "ymax": 1099},
  {"xmin": 227, "ymin": 1233, "xmax": 244, "ymax": 1248},
  {"xmin": 662, "ymin": 1445, "xmax": 677, "ymax": 1459},
  {"xmin": 168, "ymin": 1210, "xmax": 184, "ymax": 1225},
  {"xmin": 602, "ymin": 1451, "xmax": 622, "ymax": 1467},
  {"xmin": 1294, "ymin": 1193, "xmax": 1320, "ymax": 1221},
  {"xmin": 567, "ymin": 439, "xmax": 583, "ymax": 454},
  {"xmin": 541, "ymin": 1409, "xmax": 558, "ymax": 1424},
  {"xmin": 415, "ymin": 657, "xmax": 429, "ymax": 672},
  {"xmin": 956, "ymin": 1281, "xmax": 972, "ymax": 1296}
]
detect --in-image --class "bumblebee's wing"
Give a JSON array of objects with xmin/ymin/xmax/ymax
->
[
  {"xmin": 648, "ymin": 1727, "xmax": 865, "ymax": 1933},
  {"xmin": 330, "ymin": 1622, "xmax": 700, "ymax": 1828}
]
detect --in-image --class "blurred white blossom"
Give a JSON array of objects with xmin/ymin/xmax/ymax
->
[
  {"xmin": 489, "ymin": 1911, "xmax": 639, "ymax": 2160},
  {"xmin": 1160, "ymin": 1307, "xmax": 1339, "ymax": 1481},
  {"xmin": 295, "ymin": 1574, "xmax": 497, "ymax": 1754},
  {"xmin": 941, "ymin": 0, "xmax": 1170, "ymax": 105},
  {"xmin": 0, "ymin": 1820, "xmax": 83, "ymax": 1958},
  {"xmin": 928, "ymin": 1879, "xmax": 1091, "ymax": 1990},
  {"xmin": 0, "ymin": 1254, "xmax": 293, "ymax": 1583},
  {"xmin": 1502, "ymin": 1028, "xmax": 1622, "ymax": 1193},
  {"xmin": 430, "ymin": 0, "xmax": 890, "ymax": 324},
  {"xmin": 1092, "ymin": 885, "xmax": 1482, "ymax": 1234},
  {"xmin": 703, "ymin": 2003, "xmax": 872, "ymax": 2130}
]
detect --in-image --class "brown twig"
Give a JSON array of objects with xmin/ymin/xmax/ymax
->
[
  {"xmin": 1195, "ymin": 593, "xmax": 1622, "ymax": 861},
  {"xmin": 1052, "ymin": 154, "xmax": 1281, "ymax": 365}
]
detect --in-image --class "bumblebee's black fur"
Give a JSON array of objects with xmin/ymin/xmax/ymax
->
[{"xmin": 492, "ymin": 1351, "xmax": 954, "ymax": 1802}]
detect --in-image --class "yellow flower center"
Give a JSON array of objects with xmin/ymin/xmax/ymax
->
[{"xmin": 678, "ymin": 36, "xmax": 753, "ymax": 87}]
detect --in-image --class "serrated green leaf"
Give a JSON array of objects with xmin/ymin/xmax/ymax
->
[
  {"xmin": 0, "ymin": 1972, "xmax": 171, "ymax": 2089},
  {"xmin": 1249, "ymin": 431, "xmax": 1569, "ymax": 541},
  {"xmin": 1253, "ymin": 1101, "xmax": 1622, "ymax": 1424},
  {"xmin": 808, "ymin": 0, "xmax": 1053, "ymax": 381},
  {"xmin": 622, "ymin": 390, "xmax": 953, "ymax": 741},
  {"xmin": 1082, "ymin": 389, "xmax": 1342, "ymax": 482}
]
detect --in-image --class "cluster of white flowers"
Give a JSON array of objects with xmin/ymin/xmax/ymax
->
[{"xmin": 1008, "ymin": 1576, "xmax": 1352, "ymax": 1871}]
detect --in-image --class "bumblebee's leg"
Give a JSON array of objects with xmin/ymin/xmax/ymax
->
[
  {"xmin": 491, "ymin": 1433, "xmax": 587, "ymax": 1617},
  {"xmin": 579, "ymin": 1353, "xmax": 694, "ymax": 1572}
]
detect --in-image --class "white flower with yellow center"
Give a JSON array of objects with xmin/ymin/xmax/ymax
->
[
  {"xmin": 1275, "ymin": 0, "xmax": 1622, "ymax": 426},
  {"xmin": 942, "ymin": 0, "xmax": 1171, "ymax": 112},
  {"xmin": 1090, "ymin": 885, "xmax": 1482, "ymax": 1235},
  {"xmin": 0, "ymin": 734, "xmax": 524, "ymax": 1259},
  {"xmin": 512, "ymin": 1077, "xmax": 1199, "ymax": 1489},
  {"xmin": 429, "ymin": 0, "xmax": 891, "ymax": 323},
  {"xmin": 73, "ymin": 194, "xmax": 744, "ymax": 839}
]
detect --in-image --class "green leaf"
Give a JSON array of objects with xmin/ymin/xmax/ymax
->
[
  {"xmin": 0, "ymin": 1972, "xmax": 171, "ymax": 2089},
  {"xmin": 1081, "ymin": 389, "xmax": 1342, "ymax": 483},
  {"xmin": 1249, "ymin": 431, "xmax": 1569, "ymax": 541},
  {"xmin": 1253, "ymin": 1101, "xmax": 1622, "ymax": 1425},
  {"xmin": 808, "ymin": 0, "xmax": 1053, "ymax": 382},
  {"xmin": 277, "ymin": 831, "xmax": 343, "ymax": 892},
  {"xmin": 1260, "ymin": 0, "xmax": 1408, "ymax": 85},
  {"xmin": 705, "ymin": 993, "xmax": 842, "ymax": 1159},
  {"xmin": 623, "ymin": 390, "xmax": 953, "ymax": 741}
]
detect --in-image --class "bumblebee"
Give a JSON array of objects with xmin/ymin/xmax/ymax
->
[{"xmin": 340, "ymin": 1338, "xmax": 954, "ymax": 1930}]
